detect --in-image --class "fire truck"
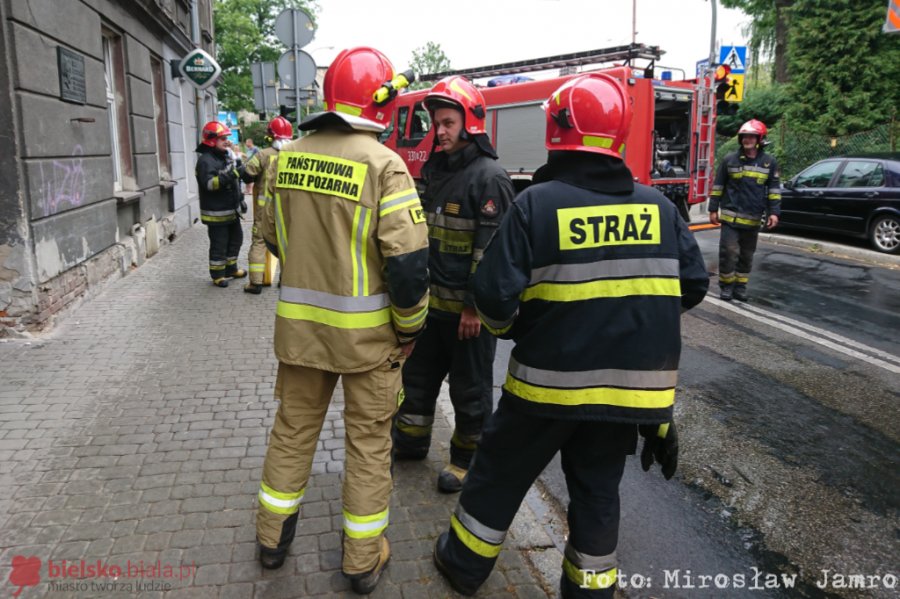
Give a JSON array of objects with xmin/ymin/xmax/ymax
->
[{"xmin": 382, "ymin": 44, "xmax": 717, "ymax": 220}]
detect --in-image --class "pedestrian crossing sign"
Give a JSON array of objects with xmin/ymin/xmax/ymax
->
[{"xmin": 719, "ymin": 45, "xmax": 747, "ymax": 74}]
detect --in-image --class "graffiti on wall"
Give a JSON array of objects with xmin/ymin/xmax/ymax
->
[{"xmin": 39, "ymin": 145, "xmax": 86, "ymax": 218}]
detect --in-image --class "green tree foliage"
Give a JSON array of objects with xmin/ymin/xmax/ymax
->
[
  {"xmin": 717, "ymin": 84, "xmax": 790, "ymax": 137},
  {"xmin": 214, "ymin": 0, "xmax": 318, "ymax": 113},
  {"xmin": 409, "ymin": 42, "xmax": 451, "ymax": 90},
  {"xmin": 786, "ymin": 0, "xmax": 900, "ymax": 135},
  {"xmin": 720, "ymin": 0, "xmax": 793, "ymax": 83}
]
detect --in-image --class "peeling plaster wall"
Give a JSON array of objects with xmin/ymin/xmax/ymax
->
[{"xmin": 0, "ymin": 0, "xmax": 211, "ymax": 332}]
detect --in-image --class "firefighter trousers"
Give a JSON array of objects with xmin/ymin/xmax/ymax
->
[
  {"xmin": 436, "ymin": 397, "xmax": 637, "ymax": 598},
  {"xmin": 394, "ymin": 315, "xmax": 496, "ymax": 468},
  {"xmin": 256, "ymin": 354, "xmax": 404, "ymax": 575},
  {"xmin": 206, "ymin": 220, "xmax": 243, "ymax": 280},
  {"xmin": 247, "ymin": 198, "xmax": 268, "ymax": 285},
  {"xmin": 718, "ymin": 223, "xmax": 759, "ymax": 287}
]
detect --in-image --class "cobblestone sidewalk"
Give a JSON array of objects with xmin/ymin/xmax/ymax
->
[{"xmin": 0, "ymin": 222, "xmax": 563, "ymax": 598}]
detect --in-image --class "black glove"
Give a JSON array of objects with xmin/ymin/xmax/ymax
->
[
  {"xmin": 217, "ymin": 167, "xmax": 237, "ymax": 190},
  {"xmin": 639, "ymin": 422, "xmax": 678, "ymax": 480},
  {"xmin": 239, "ymin": 200, "xmax": 248, "ymax": 214}
]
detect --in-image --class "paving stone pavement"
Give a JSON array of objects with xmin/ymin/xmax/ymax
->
[{"xmin": 0, "ymin": 222, "xmax": 565, "ymax": 598}]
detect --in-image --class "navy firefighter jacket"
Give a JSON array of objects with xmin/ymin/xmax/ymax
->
[
  {"xmin": 709, "ymin": 149, "xmax": 781, "ymax": 229},
  {"xmin": 473, "ymin": 152, "xmax": 709, "ymax": 425}
]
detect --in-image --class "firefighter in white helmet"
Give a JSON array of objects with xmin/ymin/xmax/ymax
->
[
  {"xmin": 254, "ymin": 47, "xmax": 429, "ymax": 595},
  {"xmin": 431, "ymin": 73, "xmax": 708, "ymax": 597},
  {"xmin": 240, "ymin": 115, "xmax": 294, "ymax": 294}
]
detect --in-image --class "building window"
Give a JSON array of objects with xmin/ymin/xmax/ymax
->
[
  {"xmin": 150, "ymin": 56, "xmax": 170, "ymax": 180},
  {"xmin": 102, "ymin": 29, "xmax": 132, "ymax": 190}
]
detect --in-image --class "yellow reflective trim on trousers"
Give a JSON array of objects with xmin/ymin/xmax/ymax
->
[
  {"xmin": 201, "ymin": 214, "xmax": 235, "ymax": 223},
  {"xmin": 719, "ymin": 274, "xmax": 736, "ymax": 284},
  {"xmin": 396, "ymin": 421, "xmax": 430, "ymax": 437},
  {"xmin": 563, "ymin": 559, "xmax": 617, "ymax": 590},
  {"xmin": 275, "ymin": 192, "xmax": 288, "ymax": 263},
  {"xmin": 249, "ymin": 264, "xmax": 265, "ymax": 272},
  {"xmin": 451, "ymin": 514, "xmax": 503, "ymax": 558},
  {"xmin": 343, "ymin": 508, "xmax": 389, "ymax": 539},
  {"xmin": 505, "ymin": 375, "xmax": 675, "ymax": 409},
  {"xmin": 258, "ymin": 482, "xmax": 304, "ymax": 515},
  {"xmin": 521, "ymin": 277, "xmax": 680, "ymax": 302},
  {"xmin": 276, "ymin": 302, "xmax": 391, "ymax": 329}
]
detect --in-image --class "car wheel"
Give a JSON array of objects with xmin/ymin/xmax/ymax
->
[{"xmin": 869, "ymin": 214, "xmax": 900, "ymax": 254}]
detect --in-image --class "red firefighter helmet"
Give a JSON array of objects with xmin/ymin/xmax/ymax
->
[
  {"xmin": 266, "ymin": 116, "xmax": 293, "ymax": 140},
  {"xmin": 201, "ymin": 121, "xmax": 232, "ymax": 147},
  {"xmin": 424, "ymin": 76, "xmax": 487, "ymax": 136},
  {"xmin": 544, "ymin": 73, "xmax": 632, "ymax": 158},
  {"xmin": 323, "ymin": 46, "xmax": 395, "ymax": 131},
  {"xmin": 738, "ymin": 119, "xmax": 767, "ymax": 142}
]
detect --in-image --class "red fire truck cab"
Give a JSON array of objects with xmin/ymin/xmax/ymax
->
[{"xmin": 382, "ymin": 44, "xmax": 717, "ymax": 220}]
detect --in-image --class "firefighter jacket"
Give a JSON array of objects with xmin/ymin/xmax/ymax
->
[
  {"xmin": 260, "ymin": 128, "xmax": 430, "ymax": 373},
  {"xmin": 709, "ymin": 149, "xmax": 781, "ymax": 229},
  {"xmin": 473, "ymin": 152, "xmax": 709, "ymax": 425},
  {"xmin": 241, "ymin": 146, "xmax": 279, "ymax": 208},
  {"xmin": 195, "ymin": 143, "xmax": 242, "ymax": 226},
  {"xmin": 420, "ymin": 142, "xmax": 515, "ymax": 317}
]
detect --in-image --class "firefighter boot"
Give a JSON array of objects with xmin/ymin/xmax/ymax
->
[
  {"xmin": 345, "ymin": 537, "xmax": 391, "ymax": 595},
  {"xmin": 733, "ymin": 283, "xmax": 748, "ymax": 302},
  {"xmin": 433, "ymin": 532, "xmax": 479, "ymax": 596},
  {"xmin": 230, "ymin": 268, "xmax": 247, "ymax": 279},
  {"xmin": 258, "ymin": 543, "xmax": 287, "ymax": 570},
  {"xmin": 719, "ymin": 283, "xmax": 734, "ymax": 301},
  {"xmin": 244, "ymin": 282, "xmax": 263, "ymax": 294},
  {"xmin": 212, "ymin": 277, "xmax": 229, "ymax": 288},
  {"xmin": 437, "ymin": 463, "xmax": 468, "ymax": 494}
]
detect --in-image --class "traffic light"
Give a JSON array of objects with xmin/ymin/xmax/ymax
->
[
  {"xmin": 279, "ymin": 104, "xmax": 298, "ymax": 123},
  {"xmin": 714, "ymin": 65, "xmax": 738, "ymax": 116}
]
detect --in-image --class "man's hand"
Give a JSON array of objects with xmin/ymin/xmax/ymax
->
[
  {"xmin": 766, "ymin": 214, "xmax": 779, "ymax": 229},
  {"xmin": 400, "ymin": 340, "xmax": 416, "ymax": 358},
  {"xmin": 458, "ymin": 306, "xmax": 481, "ymax": 340},
  {"xmin": 638, "ymin": 422, "xmax": 679, "ymax": 480},
  {"xmin": 709, "ymin": 210, "xmax": 720, "ymax": 226}
]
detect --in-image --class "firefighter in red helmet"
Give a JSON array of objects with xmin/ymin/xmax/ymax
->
[
  {"xmin": 431, "ymin": 73, "xmax": 708, "ymax": 598},
  {"xmin": 195, "ymin": 121, "xmax": 246, "ymax": 286},
  {"xmin": 709, "ymin": 119, "xmax": 781, "ymax": 301},
  {"xmin": 392, "ymin": 75, "xmax": 514, "ymax": 494},
  {"xmin": 253, "ymin": 47, "xmax": 429, "ymax": 595},
  {"xmin": 239, "ymin": 115, "xmax": 294, "ymax": 294}
]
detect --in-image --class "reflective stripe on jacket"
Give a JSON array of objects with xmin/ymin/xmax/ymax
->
[
  {"xmin": 260, "ymin": 128, "xmax": 429, "ymax": 372},
  {"xmin": 420, "ymin": 143, "xmax": 514, "ymax": 317},
  {"xmin": 709, "ymin": 150, "xmax": 781, "ymax": 228},
  {"xmin": 473, "ymin": 154, "xmax": 709, "ymax": 424},
  {"xmin": 195, "ymin": 143, "xmax": 240, "ymax": 225}
]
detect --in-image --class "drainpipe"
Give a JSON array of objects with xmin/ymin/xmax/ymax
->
[{"xmin": 190, "ymin": 0, "xmax": 206, "ymax": 135}]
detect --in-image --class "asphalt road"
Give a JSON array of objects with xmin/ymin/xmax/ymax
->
[{"xmin": 489, "ymin": 230, "xmax": 900, "ymax": 598}]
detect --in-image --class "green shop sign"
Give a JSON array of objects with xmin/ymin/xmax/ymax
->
[{"xmin": 178, "ymin": 48, "xmax": 221, "ymax": 90}]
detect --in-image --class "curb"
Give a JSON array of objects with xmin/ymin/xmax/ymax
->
[{"xmin": 688, "ymin": 219, "xmax": 900, "ymax": 268}]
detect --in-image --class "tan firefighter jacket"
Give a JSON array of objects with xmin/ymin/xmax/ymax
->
[
  {"xmin": 260, "ymin": 128, "xmax": 430, "ymax": 372},
  {"xmin": 243, "ymin": 146, "xmax": 279, "ymax": 209}
]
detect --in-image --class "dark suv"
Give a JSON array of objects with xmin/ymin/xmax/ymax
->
[{"xmin": 780, "ymin": 155, "xmax": 900, "ymax": 254}]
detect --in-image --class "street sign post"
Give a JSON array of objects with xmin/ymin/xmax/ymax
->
[
  {"xmin": 251, "ymin": 62, "xmax": 279, "ymax": 112},
  {"xmin": 273, "ymin": 8, "xmax": 317, "ymax": 114}
]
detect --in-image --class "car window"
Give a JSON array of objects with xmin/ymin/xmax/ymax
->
[
  {"xmin": 396, "ymin": 107, "xmax": 409, "ymax": 140},
  {"xmin": 794, "ymin": 161, "xmax": 840, "ymax": 188},
  {"xmin": 835, "ymin": 161, "xmax": 884, "ymax": 188},
  {"xmin": 408, "ymin": 102, "xmax": 431, "ymax": 141}
]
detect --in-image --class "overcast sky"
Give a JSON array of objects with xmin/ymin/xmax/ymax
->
[{"xmin": 307, "ymin": 0, "xmax": 751, "ymax": 80}]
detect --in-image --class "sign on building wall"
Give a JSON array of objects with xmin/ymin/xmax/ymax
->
[
  {"xmin": 178, "ymin": 48, "xmax": 222, "ymax": 89},
  {"xmin": 57, "ymin": 47, "xmax": 86, "ymax": 104}
]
